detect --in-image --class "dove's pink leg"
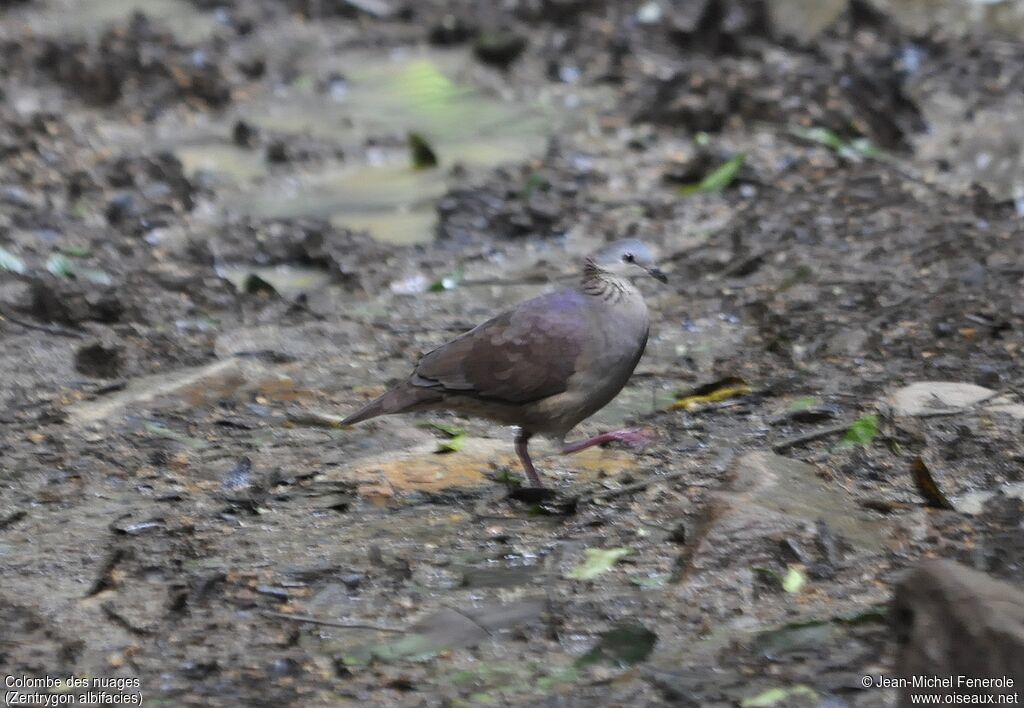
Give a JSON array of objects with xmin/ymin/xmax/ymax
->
[
  {"xmin": 514, "ymin": 430, "xmax": 544, "ymax": 487},
  {"xmin": 561, "ymin": 429, "xmax": 653, "ymax": 455}
]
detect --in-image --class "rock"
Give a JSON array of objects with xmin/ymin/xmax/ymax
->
[
  {"xmin": 884, "ymin": 381, "xmax": 1024, "ymax": 419},
  {"xmin": 886, "ymin": 381, "xmax": 994, "ymax": 416},
  {"xmin": 474, "ymin": 32, "xmax": 528, "ymax": 69},
  {"xmin": 893, "ymin": 559, "xmax": 1024, "ymax": 707},
  {"xmin": 232, "ymin": 120, "xmax": 258, "ymax": 148},
  {"xmin": 428, "ymin": 14, "xmax": 475, "ymax": 45},
  {"xmin": 265, "ymin": 140, "xmax": 289, "ymax": 164},
  {"xmin": 27, "ymin": 276, "xmax": 125, "ymax": 325},
  {"xmin": 74, "ymin": 340, "xmax": 123, "ymax": 379},
  {"xmin": 680, "ymin": 451, "xmax": 887, "ymax": 599},
  {"xmin": 715, "ymin": 451, "xmax": 885, "ymax": 551}
]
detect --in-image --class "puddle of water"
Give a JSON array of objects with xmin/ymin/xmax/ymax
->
[
  {"xmin": 231, "ymin": 165, "xmax": 445, "ymax": 245},
  {"xmin": 21, "ymin": 0, "xmax": 219, "ymax": 40},
  {"xmin": 208, "ymin": 52, "xmax": 550, "ymax": 245},
  {"xmin": 176, "ymin": 143, "xmax": 268, "ymax": 186}
]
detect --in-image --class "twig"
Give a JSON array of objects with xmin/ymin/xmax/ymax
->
[
  {"xmin": 772, "ymin": 422, "xmax": 852, "ymax": 453},
  {"xmin": 0, "ymin": 305, "xmax": 84, "ymax": 339},
  {"xmin": 260, "ymin": 610, "xmax": 405, "ymax": 633}
]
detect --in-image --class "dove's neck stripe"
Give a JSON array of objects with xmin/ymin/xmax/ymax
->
[{"xmin": 582, "ymin": 259, "xmax": 627, "ymax": 303}]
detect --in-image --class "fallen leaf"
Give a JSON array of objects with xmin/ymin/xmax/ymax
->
[
  {"xmin": 436, "ymin": 434, "xmax": 467, "ymax": 454},
  {"xmin": 46, "ymin": 253, "xmax": 113, "ymax": 285},
  {"xmin": 424, "ymin": 421, "xmax": 468, "ymax": 453},
  {"xmin": 669, "ymin": 377, "xmax": 752, "ymax": 411},
  {"xmin": 836, "ymin": 414, "xmax": 878, "ymax": 448},
  {"xmin": 782, "ymin": 565, "xmax": 807, "ymax": 594},
  {"xmin": 791, "ymin": 126, "xmax": 879, "ymax": 162},
  {"xmin": 0, "ymin": 246, "xmax": 26, "ymax": 274},
  {"xmin": 61, "ymin": 245, "xmax": 92, "ymax": 258},
  {"xmin": 679, "ymin": 153, "xmax": 746, "ymax": 195},
  {"xmin": 422, "ymin": 422, "xmax": 465, "ymax": 437},
  {"xmin": 429, "ymin": 264, "xmax": 464, "ymax": 292},
  {"xmin": 566, "ymin": 548, "xmax": 631, "ymax": 580},
  {"xmin": 409, "ymin": 131, "xmax": 438, "ymax": 169},
  {"xmin": 910, "ymin": 457, "xmax": 955, "ymax": 510}
]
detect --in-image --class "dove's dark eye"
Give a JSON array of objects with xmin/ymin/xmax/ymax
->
[{"xmin": 622, "ymin": 253, "xmax": 635, "ymax": 263}]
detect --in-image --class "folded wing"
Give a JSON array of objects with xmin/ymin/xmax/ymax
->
[{"xmin": 412, "ymin": 289, "xmax": 588, "ymax": 405}]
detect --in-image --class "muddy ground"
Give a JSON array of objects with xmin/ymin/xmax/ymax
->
[{"xmin": 1, "ymin": 0, "xmax": 1023, "ymax": 706}]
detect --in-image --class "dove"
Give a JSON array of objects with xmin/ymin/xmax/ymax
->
[{"xmin": 342, "ymin": 239, "xmax": 666, "ymax": 487}]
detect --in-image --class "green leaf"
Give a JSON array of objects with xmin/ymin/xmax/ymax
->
[
  {"xmin": 0, "ymin": 246, "xmax": 26, "ymax": 274},
  {"xmin": 741, "ymin": 685, "xmax": 817, "ymax": 707},
  {"xmin": 409, "ymin": 131, "xmax": 439, "ymax": 169},
  {"xmin": 46, "ymin": 253, "xmax": 112, "ymax": 285},
  {"xmin": 429, "ymin": 264, "xmax": 464, "ymax": 292},
  {"xmin": 794, "ymin": 126, "xmax": 845, "ymax": 150},
  {"xmin": 782, "ymin": 565, "xmax": 807, "ymax": 594},
  {"xmin": 422, "ymin": 421, "xmax": 465, "ymax": 437},
  {"xmin": 436, "ymin": 433, "xmax": 467, "ymax": 454},
  {"xmin": 46, "ymin": 253, "xmax": 75, "ymax": 277},
  {"xmin": 576, "ymin": 622, "xmax": 657, "ymax": 668},
  {"xmin": 791, "ymin": 126, "xmax": 878, "ymax": 162},
  {"xmin": 837, "ymin": 414, "xmax": 879, "ymax": 448},
  {"xmin": 788, "ymin": 396, "xmax": 818, "ymax": 412},
  {"xmin": 61, "ymin": 245, "xmax": 92, "ymax": 258},
  {"xmin": 679, "ymin": 154, "xmax": 746, "ymax": 195},
  {"xmin": 566, "ymin": 548, "xmax": 631, "ymax": 580}
]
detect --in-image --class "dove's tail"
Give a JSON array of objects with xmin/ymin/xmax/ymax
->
[{"xmin": 341, "ymin": 382, "xmax": 440, "ymax": 426}]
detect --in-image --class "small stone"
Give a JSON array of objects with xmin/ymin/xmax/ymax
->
[
  {"xmin": 266, "ymin": 140, "xmax": 289, "ymax": 163},
  {"xmin": 474, "ymin": 32, "xmax": 527, "ymax": 69},
  {"xmin": 74, "ymin": 341, "xmax": 123, "ymax": 379},
  {"xmin": 232, "ymin": 120, "xmax": 258, "ymax": 148}
]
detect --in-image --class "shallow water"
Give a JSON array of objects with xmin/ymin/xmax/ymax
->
[
  {"xmin": 179, "ymin": 51, "xmax": 553, "ymax": 245},
  {"xmin": 20, "ymin": 0, "xmax": 219, "ymax": 40}
]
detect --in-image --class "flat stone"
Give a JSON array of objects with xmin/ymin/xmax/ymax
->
[
  {"xmin": 713, "ymin": 451, "xmax": 887, "ymax": 551},
  {"xmin": 886, "ymin": 381, "xmax": 994, "ymax": 416},
  {"xmin": 333, "ymin": 437, "xmax": 638, "ymax": 503},
  {"xmin": 884, "ymin": 381, "xmax": 1024, "ymax": 419}
]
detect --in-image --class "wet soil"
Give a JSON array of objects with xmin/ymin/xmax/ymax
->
[{"xmin": 1, "ymin": 0, "xmax": 1023, "ymax": 706}]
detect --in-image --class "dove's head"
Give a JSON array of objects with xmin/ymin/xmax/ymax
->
[{"xmin": 589, "ymin": 239, "xmax": 667, "ymax": 283}]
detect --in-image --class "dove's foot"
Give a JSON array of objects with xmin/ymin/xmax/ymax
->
[{"xmin": 560, "ymin": 428, "xmax": 655, "ymax": 455}]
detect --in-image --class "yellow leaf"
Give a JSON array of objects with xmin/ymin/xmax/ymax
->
[{"xmin": 669, "ymin": 384, "xmax": 752, "ymax": 411}]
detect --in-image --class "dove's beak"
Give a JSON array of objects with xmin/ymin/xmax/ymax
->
[{"xmin": 646, "ymin": 267, "xmax": 668, "ymax": 283}]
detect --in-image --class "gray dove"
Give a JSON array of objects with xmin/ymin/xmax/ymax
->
[{"xmin": 342, "ymin": 239, "xmax": 666, "ymax": 487}]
